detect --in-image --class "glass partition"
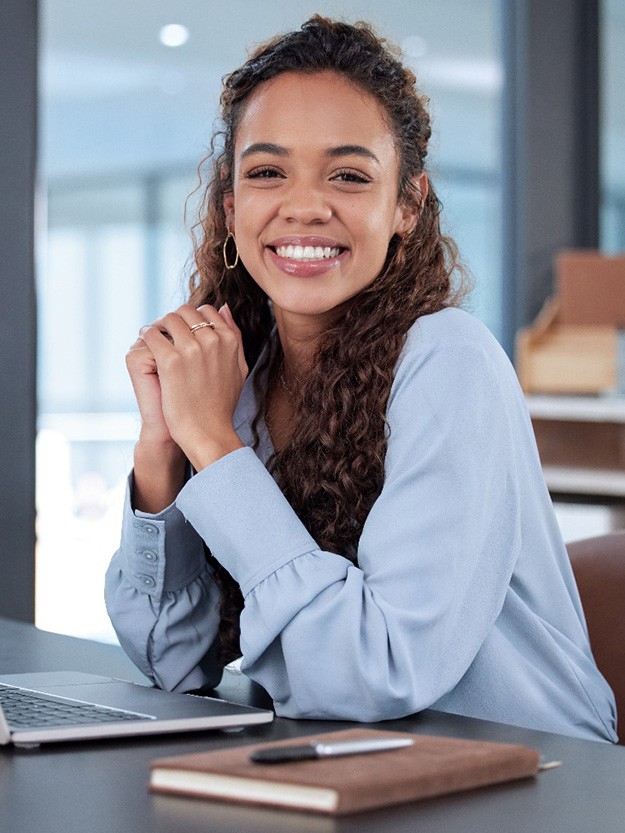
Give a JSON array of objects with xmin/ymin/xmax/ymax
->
[{"xmin": 601, "ymin": 0, "xmax": 625, "ymax": 252}]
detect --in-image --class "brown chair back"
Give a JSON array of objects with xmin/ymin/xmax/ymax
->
[{"xmin": 567, "ymin": 531, "xmax": 625, "ymax": 744}]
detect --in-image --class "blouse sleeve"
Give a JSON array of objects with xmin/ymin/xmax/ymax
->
[
  {"xmin": 175, "ymin": 322, "xmax": 528, "ymax": 720},
  {"xmin": 104, "ymin": 475, "xmax": 224, "ymax": 691}
]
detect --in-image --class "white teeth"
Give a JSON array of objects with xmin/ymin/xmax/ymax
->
[{"xmin": 275, "ymin": 245, "xmax": 341, "ymax": 260}]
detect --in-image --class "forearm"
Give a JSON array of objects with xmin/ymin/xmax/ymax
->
[
  {"xmin": 176, "ymin": 450, "xmax": 507, "ymax": 721},
  {"xmin": 132, "ymin": 434, "xmax": 186, "ymax": 513}
]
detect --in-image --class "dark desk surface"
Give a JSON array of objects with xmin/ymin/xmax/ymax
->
[{"xmin": 1, "ymin": 617, "xmax": 623, "ymax": 833}]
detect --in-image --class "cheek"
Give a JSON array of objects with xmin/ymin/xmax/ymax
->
[
  {"xmin": 233, "ymin": 191, "xmax": 271, "ymax": 245},
  {"xmin": 232, "ymin": 203, "xmax": 259, "ymax": 257},
  {"xmin": 350, "ymin": 192, "xmax": 402, "ymax": 238},
  {"xmin": 230, "ymin": 200, "xmax": 271, "ymax": 285},
  {"xmin": 355, "ymin": 209, "xmax": 398, "ymax": 261}
]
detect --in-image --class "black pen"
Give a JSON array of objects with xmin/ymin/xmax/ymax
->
[{"xmin": 250, "ymin": 736, "xmax": 414, "ymax": 764}]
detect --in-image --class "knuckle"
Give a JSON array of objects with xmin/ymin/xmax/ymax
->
[
  {"xmin": 126, "ymin": 346, "xmax": 142, "ymax": 365},
  {"xmin": 181, "ymin": 340, "xmax": 202, "ymax": 359},
  {"xmin": 161, "ymin": 352, "xmax": 180, "ymax": 372}
]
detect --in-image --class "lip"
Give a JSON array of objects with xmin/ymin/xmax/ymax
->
[
  {"xmin": 265, "ymin": 235, "xmax": 348, "ymax": 278},
  {"xmin": 266, "ymin": 245, "xmax": 346, "ymax": 278}
]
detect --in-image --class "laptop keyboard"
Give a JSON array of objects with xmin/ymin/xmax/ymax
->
[{"xmin": 0, "ymin": 684, "xmax": 154, "ymax": 729}]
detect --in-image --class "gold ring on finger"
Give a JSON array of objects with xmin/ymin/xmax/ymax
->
[{"xmin": 190, "ymin": 321, "xmax": 216, "ymax": 333}]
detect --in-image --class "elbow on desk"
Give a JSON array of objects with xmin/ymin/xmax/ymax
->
[{"xmin": 258, "ymin": 670, "xmax": 438, "ymax": 723}]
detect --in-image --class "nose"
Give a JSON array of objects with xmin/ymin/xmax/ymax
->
[{"xmin": 278, "ymin": 179, "xmax": 332, "ymax": 225}]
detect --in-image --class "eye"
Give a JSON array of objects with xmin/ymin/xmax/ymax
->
[
  {"xmin": 331, "ymin": 168, "xmax": 372, "ymax": 185},
  {"xmin": 246, "ymin": 166, "xmax": 284, "ymax": 180}
]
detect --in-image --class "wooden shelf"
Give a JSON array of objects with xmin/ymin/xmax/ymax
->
[
  {"xmin": 526, "ymin": 395, "xmax": 625, "ymax": 501},
  {"xmin": 542, "ymin": 465, "xmax": 625, "ymax": 498},
  {"xmin": 525, "ymin": 395, "xmax": 625, "ymax": 423}
]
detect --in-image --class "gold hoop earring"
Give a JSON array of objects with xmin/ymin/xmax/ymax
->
[{"xmin": 223, "ymin": 231, "xmax": 239, "ymax": 270}]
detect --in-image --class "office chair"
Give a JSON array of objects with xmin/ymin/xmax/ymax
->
[{"xmin": 566, "ymin": 531, "xmax": 625, "ymax": 744}]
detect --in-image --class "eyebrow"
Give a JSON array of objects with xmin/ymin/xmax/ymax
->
[
  {"xmin": 325, "ymin": 145, "xmax": 379, "ymax": 164},
  {"xmin": 240, "ymin": 142, "xmax": 287, "ymax": 159},
  {"xmin": 239, "ymin": 143, "xmax": 380, "ymax": 164}
]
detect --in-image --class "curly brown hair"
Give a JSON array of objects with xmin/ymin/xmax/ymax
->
[{"xmin": 188, "ymin": 16, "xmax": 467, "ymax": 665}]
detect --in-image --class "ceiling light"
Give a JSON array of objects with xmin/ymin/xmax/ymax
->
[{"xmin": 159, "ymin": 24, "xmax": 189, "ymax": 48}]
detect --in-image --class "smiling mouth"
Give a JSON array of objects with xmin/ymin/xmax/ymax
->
[{"xmin": 272, "ymin": 244, "xmax": 343, "ymax": 261}]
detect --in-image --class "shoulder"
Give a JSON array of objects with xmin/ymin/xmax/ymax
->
[
  {"xmin": 398, "ymin": 306, "xmax": 510, "ymax": 373},
  {"xmin": 404, "ymin": 307, "xmax": 504, "ymax": 360},
  {"xmin": 391, "ymin": 307, "xmax": 523, "ymax": 410}
]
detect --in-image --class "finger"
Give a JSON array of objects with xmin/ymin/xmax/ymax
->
[
  {"xmin": 138, "ymin": 323, "xmax": 174, "ymax": 346},
  {"xmin": 217, "ymin": 302, "xmax": 238, "ymax": 332},
  {"xmin": 218, "ymin": 303, "xmax": 248, "ymax": 378},
  {"xmin": 141, "ymin": 312, "xmax": 196, "ymax": 350},
  {"xmin": 194, "ymin": 304, "xmax": 227, "ymax": 333},
  {"xmin": 126, "ymin": 339, "xmax": 158, "ymax": 376},
  {"xmin": 129, "ymin": 336, "xmax": 146, "ymax": 350},
  {"xmin": 138, "ymin": 324, "xmax": 177, "ymax": 363},
  {"xmin": 130, "ymin": 332, "xmax": 160, "ymax": 353},
  {"xmin": 194, "ymin": 303, "xmax": 248, "ymax": 380}
]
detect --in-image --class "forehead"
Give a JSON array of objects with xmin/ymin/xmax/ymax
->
[{"xmin": 234, "ymin": 71, "xmax": 397, "ymax": 161}]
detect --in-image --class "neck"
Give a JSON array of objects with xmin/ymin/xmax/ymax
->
[
  {"xmin": 273, "ymin": 305, "xmax": 341, "ymax": 379},
  {"xmin": 273, "ymin": 314, "xmax": 320, "ymax": 381}
]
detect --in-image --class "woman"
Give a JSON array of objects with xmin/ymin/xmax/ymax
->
[{"xmin": 105, "ymin": 17, "xmax": 617, "ymax": 741}]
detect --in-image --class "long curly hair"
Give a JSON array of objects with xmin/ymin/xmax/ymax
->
[{"xmin": 188, "ymin": 16, "xmax": 467, "ymax": 664}]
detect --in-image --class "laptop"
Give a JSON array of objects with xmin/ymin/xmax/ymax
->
[{"xmin": 0, "ymin": 671, "xmax": 273, "ymax": 748}]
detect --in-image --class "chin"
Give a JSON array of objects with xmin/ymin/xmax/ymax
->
[{"xmin": 270, "ymin": 291, "xmax": 342, "ymax": 318}]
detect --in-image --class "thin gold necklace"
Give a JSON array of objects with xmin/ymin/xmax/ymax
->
[
  {"xmin": 277, "ymin": 360, "xmax": 302, "ymax": 399},
  {"xmin": 264, "ymin": 357, "xmax": 300, "ymax": 438}
]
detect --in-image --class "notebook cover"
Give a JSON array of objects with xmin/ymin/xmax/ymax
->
[{"xmin": 149, "ymin": 728, "xmax": 541, "ymax": 815}]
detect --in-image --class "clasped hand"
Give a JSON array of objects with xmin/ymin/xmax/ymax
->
[{"xmin": 126, "ymin": 303, "xmax": 247, "ymax": 471}]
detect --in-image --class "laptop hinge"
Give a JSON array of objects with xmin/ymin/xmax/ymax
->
[{"xmin": 0, "ymin": 703, "xmax": 12, "ymax": 745}]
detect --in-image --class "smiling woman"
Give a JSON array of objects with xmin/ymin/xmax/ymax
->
[{"xmin": 104, "ymin": 16, "xmax": 617, "ymax": 743}]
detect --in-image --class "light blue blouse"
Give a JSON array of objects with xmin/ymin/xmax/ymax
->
[{"xmin": 105, "ymin": 308, "xmax": 618, "ymax": 742}]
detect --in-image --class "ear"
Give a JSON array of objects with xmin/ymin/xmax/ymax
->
[
  {"xmin": 393, "ymin": 172, "xmax": 429, "ymax": 236},
  {"xmin": 223, "ymin": 192, "xmax": 235, "ymax": 229}
]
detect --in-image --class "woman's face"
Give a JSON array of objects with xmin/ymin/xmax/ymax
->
[{"xmin": 224, "ymin": 70, "xmax": 420, "ymax": 331}]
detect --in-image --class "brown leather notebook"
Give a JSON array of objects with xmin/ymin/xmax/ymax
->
[{"xmin": 149, "ymin": 728, "xmax": 542, "ymax": 815}]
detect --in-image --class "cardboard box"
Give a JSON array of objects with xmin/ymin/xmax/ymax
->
[
  {"xmin": 557, "ymin": 250, "xmax": 625, "ymax": 326},
  {"xmin": 515, "ymin": 297, "xmax": 618, "ymax": 394}
]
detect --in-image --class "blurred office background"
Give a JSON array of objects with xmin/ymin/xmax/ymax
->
[{"xmin": 0, "ymin": 1, "xmax": 623, "ymax": 639}]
